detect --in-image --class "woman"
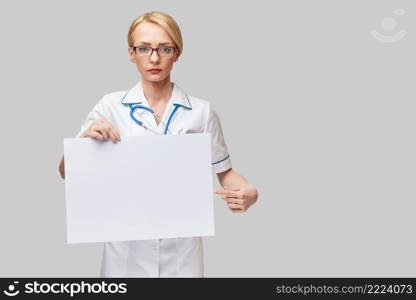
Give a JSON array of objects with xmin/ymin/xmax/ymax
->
[{"xmin": 59, "ymin": 11, "xmax": 258, "ymax": 277}]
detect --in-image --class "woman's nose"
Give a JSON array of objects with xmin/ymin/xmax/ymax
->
[{"xmin": 150, "ymin": 50, "xmax": 160, "ymax": 63}]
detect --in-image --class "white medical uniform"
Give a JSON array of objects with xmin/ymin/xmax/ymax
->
[{"xmin": 74, "ymin": 80, "xmax": 232, "ymax": 277}]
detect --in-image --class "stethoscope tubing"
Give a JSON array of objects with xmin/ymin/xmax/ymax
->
[{"xmin": 128, "ymin": 103, "xmax": 180, "ymax": 135}]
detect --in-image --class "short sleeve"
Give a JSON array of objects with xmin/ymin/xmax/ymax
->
[
  {"xmin": 204, "ymin": 103, "xmax": 232, "ymax": 173},
  {"xmin": 74, "ymin": 96, "xmax": 108, "ymax": 138}
]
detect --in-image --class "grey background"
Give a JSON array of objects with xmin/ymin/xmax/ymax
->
[{"xmin": 0, "ymin": 0, "xmax": 414, "ymax": 277}]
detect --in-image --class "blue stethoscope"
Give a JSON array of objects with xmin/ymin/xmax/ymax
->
[
  {"xmin": 121, "ymin": 90, "xmax": 192, "ymax": 134},
  {"xmin": 127, "ymin": 103, "xmax": 180, "ymax": 135}
]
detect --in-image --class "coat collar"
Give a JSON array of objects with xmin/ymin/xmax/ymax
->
[{"xmin": 121, "ymin": 80, "xmax": 192, "ymax": 110}]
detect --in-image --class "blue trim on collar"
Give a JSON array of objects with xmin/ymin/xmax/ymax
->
[
  {"xmin": 120, "ymin": 90, "xmax": 193, "ymax": 110},
  {"xmin": 180, "ymin": 94, "xmax": 192, "ymax": 110},
  {"xmin": 174, "ymin": 94, "xmax": 192, "ymax": 110}
]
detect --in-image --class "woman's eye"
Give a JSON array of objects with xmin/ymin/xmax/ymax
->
[
  {"xmin": 138, "ymin": 47, "xmax": 149, "ymax": 53},
  {"xmin": 161, "ymin": 47, "xmax": 172, "ymax": 53}
]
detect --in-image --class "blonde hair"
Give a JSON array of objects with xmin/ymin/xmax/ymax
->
[{"xmin": 127, "ymin": 11, "xmax": 183, "ymax": 56}]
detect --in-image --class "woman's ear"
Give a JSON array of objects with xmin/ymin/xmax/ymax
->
[
  {"xmin": 128, "ymin": 47, "xmax": 135, "ymax": 62},
  {"xmin": 173, "ymin": 52, "xmax": 180, "ymax": 63}
]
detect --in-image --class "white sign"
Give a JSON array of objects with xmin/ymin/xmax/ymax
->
[{"xmin": 64, "ymin": 133, "xmax": 214, "ymax": 243}]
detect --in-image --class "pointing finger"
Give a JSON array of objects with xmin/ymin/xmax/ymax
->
[
  {"xmin": 224, "ymin": 186, "xmax": 240, "ymax": 191},
  {"xmin": 216, "ymin": 189, "xmax": 239, "ymax": 198}
]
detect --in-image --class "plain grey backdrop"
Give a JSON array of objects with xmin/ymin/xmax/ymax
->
[{"xmin": 0, "ymin": 0, "xmax": 414, "ymax": 277}]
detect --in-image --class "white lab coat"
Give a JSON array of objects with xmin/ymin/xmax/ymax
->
[{"xmin": 75, "ymin": 80, "xmax": 232, "ymax": 277}]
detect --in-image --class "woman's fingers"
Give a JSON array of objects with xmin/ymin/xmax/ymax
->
[
  {"xmin": 216, "ymin": 188, "xmax": 245, "ymax": 212},
  {"xmin": 224, "ymin": 197, "xmax": 243, "ymax": 205},
  {"xmin": 96, "ymin": 127, "xmax": 109, "ymax": 141},
  {"xmin": 228, "ymin": 204, "xmax": 244, "ymax": 213},
  {"xmin": 96, "ymin": 126, "xmax": 120, "ymax": 143},
  {"xmin": 96, "ymin": 118, "xmax": 120, "ymax": 142},
  {"xmin": 85, "ymin": 131, "xmax": 105, "ymax": 141},
  {"xmin": 78, "ymin": 117, "xmax": 121, "ymax": 143},
  {"xmin": 108, "ymin": 126, "xmax": 121, "ymax": 143},
  {"xmin": 228, "ymin": 203, "xmax": 242, "ymax": 209},
  {"xmin": 216, "ymin": 186, "xmax": 254, "ymax": 213},
  {"xmin": 84, "ymin": 118, "xmax": 121, "ymax": 143},
  {"xmin": 216, "ymin": 189, "xmax": 240, "ymax": 198}
]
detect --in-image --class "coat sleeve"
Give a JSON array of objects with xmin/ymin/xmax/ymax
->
[
  {"xmin": 74, "ymin": 96, "xmax": 111, "ymax": 138},
  {"xmin": 204, "ymin": 103, "xmax": 232, "ymax": 174}
]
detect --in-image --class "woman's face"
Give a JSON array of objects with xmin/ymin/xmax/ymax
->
[{"xmin": 128, "ymin": 22, "xmax": 179, "ymax": 83}]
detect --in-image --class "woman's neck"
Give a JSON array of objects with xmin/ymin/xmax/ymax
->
[{"xmin": 142, "ymin": 77, "xmax": 173, "ymax": 106}]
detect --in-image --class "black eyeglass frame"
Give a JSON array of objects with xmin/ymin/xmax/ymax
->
[{"xmin": 131, "ymin": 45, "xmax": 177, "ymax": 57}]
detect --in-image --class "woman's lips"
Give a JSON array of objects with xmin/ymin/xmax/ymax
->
[{"xmin": 148, "ymin": 69, "xmax": 162, "ymax": 74}]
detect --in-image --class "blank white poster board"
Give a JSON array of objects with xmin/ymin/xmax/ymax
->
[{"xmin": 63, "ymin": 133, "xmax": 214, "ymax": 244}]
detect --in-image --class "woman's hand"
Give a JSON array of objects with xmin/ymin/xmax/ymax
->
[
  {"xmin": 215, "ymin": 185, "xmax": 258, "ymax": 213},
  {"xmin": 59, "ymin": 117, "xmax": 120, "ymax": 179},
  {"xmin": 81, "ymin": 117, "xmax": 120, "ymax": 143}
]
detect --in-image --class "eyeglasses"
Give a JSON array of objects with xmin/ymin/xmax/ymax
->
[{"xmin": 131, "ymin": 45, "xmax": 177, "ymax": 57}]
